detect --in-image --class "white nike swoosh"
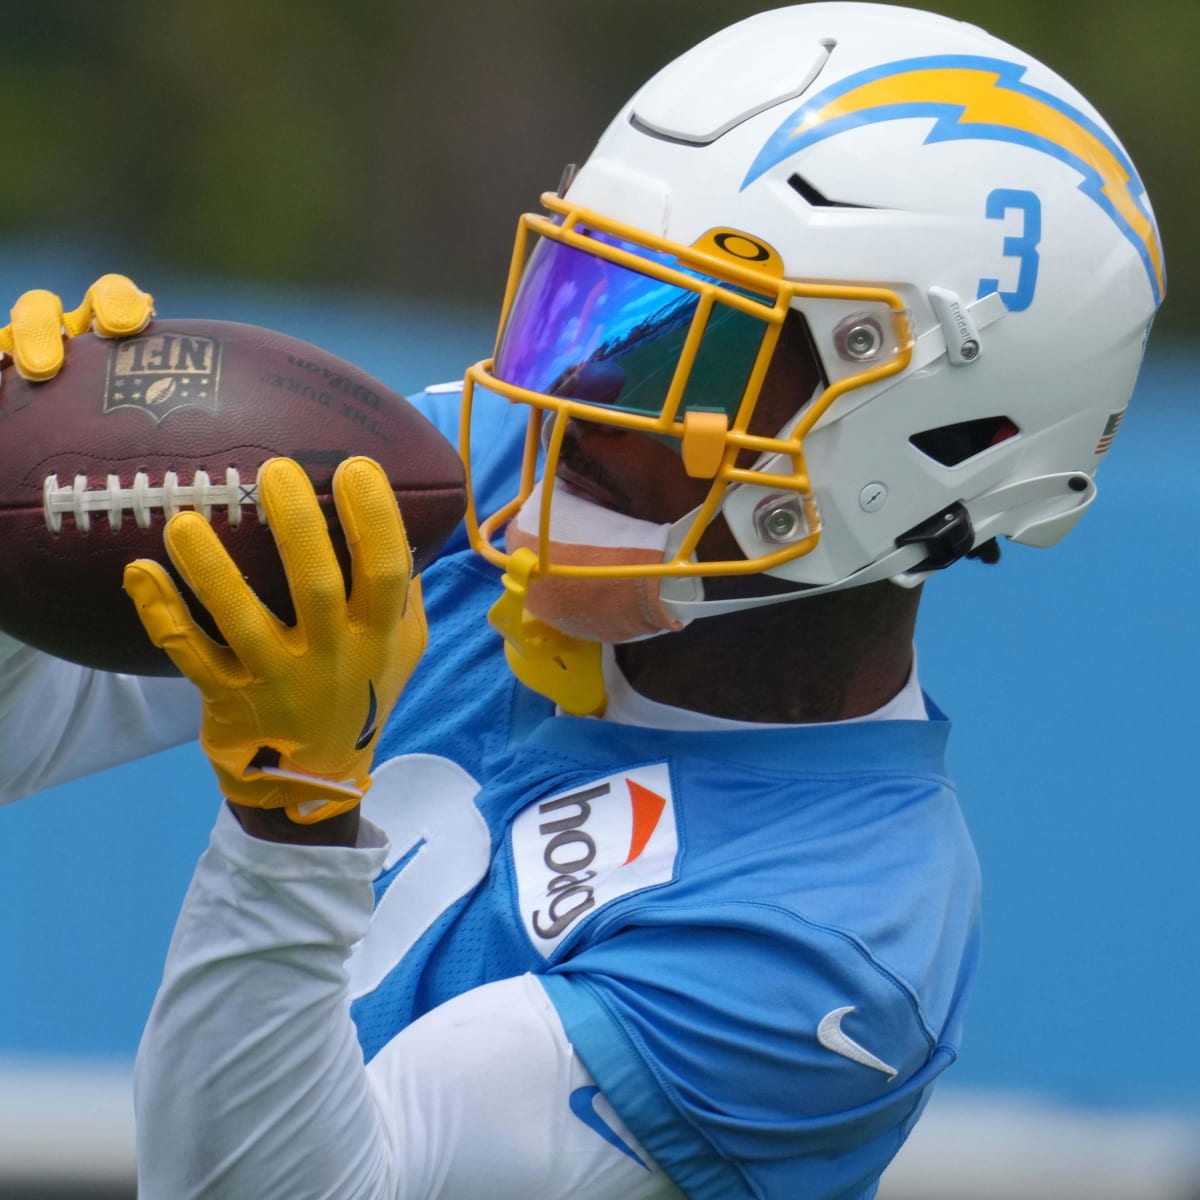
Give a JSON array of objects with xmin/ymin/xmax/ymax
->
[{"xmin": 817, "ymin": 1006, "xmax": 898, "ymax": 1080}]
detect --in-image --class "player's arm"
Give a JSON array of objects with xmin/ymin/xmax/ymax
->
[
  {"xmin": 126, "ymin": 466, "xmax": 677, "ymax": 1197},
  {"xmin": 0, "ymin": 631, "xmax": 200, "ymax": 802},
  {"xmin": 0, "ymin": 279, "xmax": 202, "ymax": 804},
  {"xmin": 134, "ymin": 812, "xmax": 680, "ymax": 1199}
]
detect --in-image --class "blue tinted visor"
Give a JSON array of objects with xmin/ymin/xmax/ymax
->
[{"xmin": 491, "ymin": 230, "xmax": 775, "ymax": 422}]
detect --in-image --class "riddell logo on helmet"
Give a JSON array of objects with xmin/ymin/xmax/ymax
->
[{"xmin": 511, "ymin": 763, "xmax": 678, "ymax": 956}]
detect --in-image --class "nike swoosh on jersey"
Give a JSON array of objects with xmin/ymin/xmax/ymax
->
[
  {"xmin": 568, "ymin": 1086, "xmax": 650, "ymax": 1171},
  {"xmin": 816, "ymin": 1006, "xmax": 898, "ymax": 1080}
]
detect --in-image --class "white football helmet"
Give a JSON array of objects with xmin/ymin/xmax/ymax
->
[{"xmin": 461, "ymin": 2, "xmax": 1163, "ymax": 681}]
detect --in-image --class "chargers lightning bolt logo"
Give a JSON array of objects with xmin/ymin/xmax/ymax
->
[{"xmin": 742, "ymin": 54, "xmax": 1164, "ymax": 306}]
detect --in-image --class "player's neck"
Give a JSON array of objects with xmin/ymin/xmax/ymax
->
[{"xmin": 613, "ymin": 580, "xmax": 922, "ymax": 724}]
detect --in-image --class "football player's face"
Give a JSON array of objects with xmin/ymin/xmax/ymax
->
[{"xmin": 554, "ymin": 315, "xmax": 821, "ymax": 557}]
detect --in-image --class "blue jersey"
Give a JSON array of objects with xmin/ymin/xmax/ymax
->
[{"xmin": 348, "ymin": 387, "xmax": 981, "ymax": 1200}]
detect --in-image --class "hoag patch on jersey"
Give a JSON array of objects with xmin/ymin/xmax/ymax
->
[{"xmin": 511, "ymin": 763, "xmax": 678, "ymax": 955}]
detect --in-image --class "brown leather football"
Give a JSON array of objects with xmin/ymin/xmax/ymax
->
[{"xmin": 0, "ymin": 319, "xmax": 466, "ymax": 674}]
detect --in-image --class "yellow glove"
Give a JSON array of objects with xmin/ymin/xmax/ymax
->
[
  {"xmin": 0, "ymin": 273, "xmax": 154, "ymax": 381},
  {"xmin": 123, "ymin": 456, "xmax": 427, "ymax": 824}
]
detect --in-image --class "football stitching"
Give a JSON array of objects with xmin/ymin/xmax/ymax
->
[{"xmin": 41, "ymin": 467, "xmax": 265, "ymax": 535}]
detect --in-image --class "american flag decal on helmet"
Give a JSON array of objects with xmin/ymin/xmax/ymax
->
[{"xmin": 1095, "ymin": 410, "xmax": 1125, "ymax": 455}]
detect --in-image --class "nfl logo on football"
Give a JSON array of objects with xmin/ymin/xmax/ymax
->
[{"xmin": 104, "ymin": 332, "xmax": 222, "ymax": 422}]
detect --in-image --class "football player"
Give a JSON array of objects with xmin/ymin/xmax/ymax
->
[{"xmin": 0, "ymin": 5, "xmax": 1163, "ymax": 1198}]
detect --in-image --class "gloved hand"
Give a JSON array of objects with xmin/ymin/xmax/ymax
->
[
  {"xmin": 123, "ymin": 456, "xmax": 426, "ymax": 824},
  {"xmin": 0, "ymin": 274, "xmax": 154, "ymax": 381}
]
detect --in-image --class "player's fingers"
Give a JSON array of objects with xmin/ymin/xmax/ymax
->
[
  {"xmin": 123, "ymin": 558, "xmax": 242, "ymax": 694},
  {"xmin": 332, "ymin": 456, "xmax": 413, "ymax": 633},
  {"xmin": 4, "ymin": 289, "xmax": 67, "ymax": 381},
  {"xmin": 161, "ymin": 510, "xmax": 285, "ymax": 675},
  {"xmin": 69, "ymin": 274, "xmax": 154, "ymax": 339},
  {"xmin": 258, "ymin": 458, "xmax": 345, "ymax": 644}
]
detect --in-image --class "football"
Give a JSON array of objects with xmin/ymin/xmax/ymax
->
[{"xmin": 0, "ymin": 319, "xmax": 467, "ymax": 675}]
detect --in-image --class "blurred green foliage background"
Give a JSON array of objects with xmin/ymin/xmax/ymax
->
[{"xmin": 0, "ymin": 0, "xmax": 1189, "ymax": 331}]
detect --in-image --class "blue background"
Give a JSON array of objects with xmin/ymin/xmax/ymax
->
[{"xmin": 0, "ymin": 270, "xmax": 1195, "ymax": 1114}]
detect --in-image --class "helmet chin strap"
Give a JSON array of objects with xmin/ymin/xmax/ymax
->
[
  {"xmin": 657, "ymin": 539, "xmax": 931, "ymax": 622},
  {"xmin": 659, "ymin": 467, "xmax": 1101, "ymax": 622}
]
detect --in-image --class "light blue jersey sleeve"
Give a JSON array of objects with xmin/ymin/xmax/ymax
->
[{"xmin": 542, "ymin": 916, "xmax": 948, "ymax": 1200}]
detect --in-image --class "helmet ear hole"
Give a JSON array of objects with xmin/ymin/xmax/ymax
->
[{"xmin": 909, "ymin": 417, "xmax": 1019, "ymax": 466}]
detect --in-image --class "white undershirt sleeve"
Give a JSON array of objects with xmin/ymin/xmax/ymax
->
[
  {"xmin": 0, "ymin": 631, "xmax": 200, "ymax": 803},
  {"xmin": 364, "ymin": 974, "xmax": 680, "ymax": 1200},
  {"xmin": 135, "ymin": 805, "xmax": 682, "ymax": 1200}
]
